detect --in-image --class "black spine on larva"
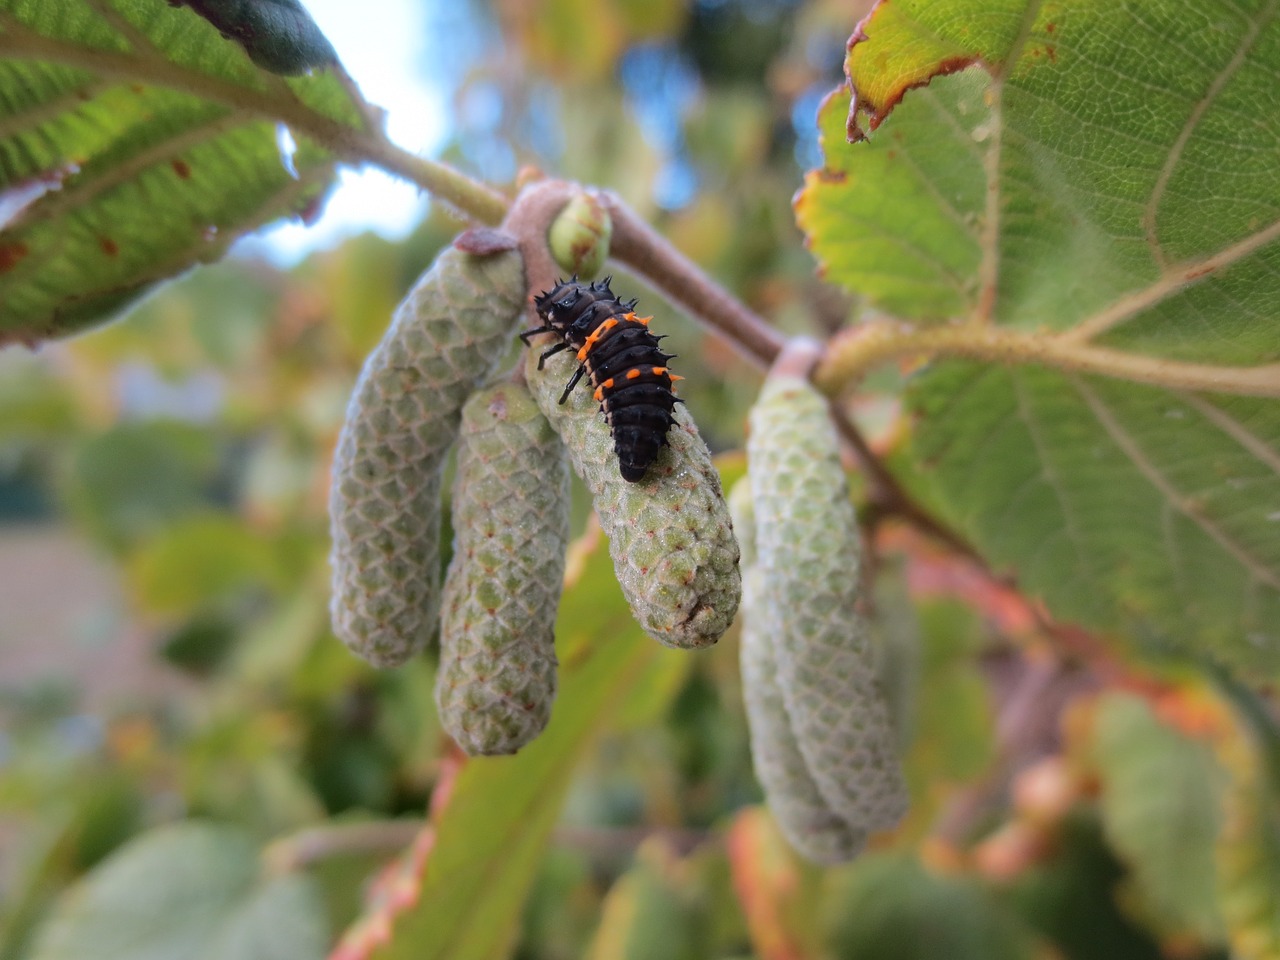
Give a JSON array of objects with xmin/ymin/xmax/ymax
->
[{"xmin": 522, "ymin": 278, "xmax": 679, "ymax": 483}]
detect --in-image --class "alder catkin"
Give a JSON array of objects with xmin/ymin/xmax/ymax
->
[
  {"xmin": 525, "ymin": 346, "xmax": 740, "ymax": 650},
  {"xmin": 746, "ymin": 375, "xmax": 908, "ymax": 839},
  {"xmin": 731, "ymin": 481, "xmax": 866, "ymax": 863},
  {"xmin": 329, "ymin": 244, "xmax": 525, "ymax": 667},
  {"xmin": 435, "ymin": 383, "xmax": 570, "ymax": 755}
]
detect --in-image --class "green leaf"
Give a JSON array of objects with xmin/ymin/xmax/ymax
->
[
  {"xmin": 796, "ymin": 1, "xmax": 1280, "ymax": 670},
  {"xmin": 127, "ymin": 513, "xmax": 283, "ymax": 614},
  {"xmin": 1213, "ymin": 676, "xmax": 1280, "ymax": 958},
  {"xmin": 1092, "ymin": 693, "xmax": 1226, "ymax": 943},
  {"xmin": 910, "ymin": 364, "xmax": 1280, "ymax": 671},
  {"xmin": 1009, "ymin": 812, "xmax": 1165, "ymax": 960},
  {"xmin": 1218, "ymin": 749, "xmax": 1280, "ymax": 958},
  {"xmin": 823, "ymin": 854, "xmax": 1038, "ymax": 960},
  {"xmin": 797, "ymin": 73, "xmax": 987, "ymax": 320},
  {"xmin": 338, "ymin": 536, "xmax": 685, "ymax": 960},
  {"xmin": 27, "ymin": 822, "xmax": 329, "ymax": 960},
  {"xmin": 0, "ymin": 0, "xmax": 362, "ymax": 342},
  {"xmin": 585, "ymin": 839, "xmax": 704, "ymax": 960}
]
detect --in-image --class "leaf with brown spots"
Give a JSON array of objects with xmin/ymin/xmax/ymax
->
[{"xmin": 0, "ymin": 0, "xmax": 361, "ymax": 343}]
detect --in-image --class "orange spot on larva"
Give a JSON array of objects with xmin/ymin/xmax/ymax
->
[
  {"xmin": 626, "ymin": 368, "xmax": 641, "ymax": 379},
  {"xmin": 593, "ymin": 385, "xmax": 604, "ymax": 401},
  {"xmin": 652, "ymin": 366, "xmax": 666, "ymax": 376},
  {"xmin": 602, "ymin": 377, "xmax": 615, "ymax": 389}
]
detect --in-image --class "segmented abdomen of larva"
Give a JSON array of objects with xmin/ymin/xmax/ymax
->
[{"xmin": 585, "ymin": 322, "xmax": 677, "ymax": 481}]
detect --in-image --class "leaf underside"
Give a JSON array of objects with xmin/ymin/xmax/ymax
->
[
  {"xmin": 27, "ymin": 822, "xmax": 329, "ymax": 960},
  {"xmin": 0, "ymin": 0, "xmax": 360, "ymax": 343},
  {"xmin": 796, "ymin": 0, "xmax": 1280, "ymax": 673}
]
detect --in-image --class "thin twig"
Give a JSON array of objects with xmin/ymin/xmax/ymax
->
[
  {"xmin": 930, "ymin": 656, "xmax": 1070, "ymax": 846},
  {"xmin": 262, "ymin": 820, "xmax": 423, "ymax": 874},
  {"xmin": 604, "ymin": 192, "xmax": 787, "ymax": 367}
]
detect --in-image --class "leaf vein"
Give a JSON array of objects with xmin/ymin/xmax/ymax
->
[
  {"xmin": 8, "ymin": 107, "xmax": 246, "ymax": 228},
  {"xmin": 1071, "ymin": 375, "xmax": 1280, "ymax": 592},
  {"xmin": 1142, "ymin": 0, "xmax": 1280, "ymax": 268},
  {"xmin": 1064, "ymin": 216, "xmax": 1280, "ymax": 343},
  {"xmin": 1010, "ymin": 372, "xmax": 1101, "ymax": 591},
  {"xmin": 1177, "ymin": 392, "xmax": 1280, "ymax": 479}
]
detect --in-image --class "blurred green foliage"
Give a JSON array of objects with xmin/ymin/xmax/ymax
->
[{"xmin": 1, "ymin": 1, "xmax": 1277, "ymax": 959}]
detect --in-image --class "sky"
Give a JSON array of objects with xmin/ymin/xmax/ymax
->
[{"xmin": 239, "ymin": 0, "xmax": 450, "ymax": 263}]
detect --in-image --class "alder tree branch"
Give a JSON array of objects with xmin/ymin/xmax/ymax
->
[
  {"xmin": 17, "ymin": 10, "xmax": 1269, "ymax": 607},
  {"xmin": 602, "ymin": 192, "xmax": 981, "ymax": 556}
]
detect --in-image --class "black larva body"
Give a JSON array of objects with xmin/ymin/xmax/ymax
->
[{"xmin": 521, "ymin": 278, "xmax": 680, "ymax": 482}]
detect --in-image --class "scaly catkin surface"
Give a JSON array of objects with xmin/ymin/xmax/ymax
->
[
  {"xmin": 747, "ymin": 376, "xmax": 908, "ymax": 837},
  {"xmin": 329, "ymin": 246, "xmax": 525, "ymax": 667},
  {"xmin": 436, "ymin": 383, "xmax": 570, "ymax": 755}
]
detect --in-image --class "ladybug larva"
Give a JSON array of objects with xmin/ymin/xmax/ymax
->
[{"xmin": 520, "ymin": 276, "xmax": 682, "ymax": 483}]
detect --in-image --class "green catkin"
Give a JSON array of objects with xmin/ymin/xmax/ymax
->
[
  {"xmin": 329, "ymin": 245, "xmax": 525, "ymax": 668},
  {"xmin": 435, "ymin": 383, "xmax": 570, "ymax": 755},
  {"xmin": 525, "ymin": 346, "xmax": 740, "ymax": 650},
  {"xmin": 730, "ymin": 481, "xmax": 866, "ymax": 863},
  {"xmin": 746, "ymin": 375, "xmax": 908, "ymax": 840}
]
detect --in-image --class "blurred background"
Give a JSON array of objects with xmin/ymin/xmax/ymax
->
[{"xmin": 0, "ymin": 1, "xmax": 1256, "ymax": 958}]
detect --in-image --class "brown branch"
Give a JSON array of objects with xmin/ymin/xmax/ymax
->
[
  {"xmin": 603, "ymin": 192, "xmax": 787, "ymax": 367},
  {"xmin": 930, "ymin": 656, "xmax": 1072, "ymax": 847},
  {"xmin": 603, "ymin": 191, "xmax": 980, "ymax": 558}
]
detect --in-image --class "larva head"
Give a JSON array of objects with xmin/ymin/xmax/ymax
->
[{"xmin": 533, "ymin": 276, "xmax": 620, "ymax": 335}]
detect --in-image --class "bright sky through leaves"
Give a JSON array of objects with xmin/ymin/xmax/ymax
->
[{"xmin": 243, "ymin": 0, "xmax": 447, "ymax": 263}]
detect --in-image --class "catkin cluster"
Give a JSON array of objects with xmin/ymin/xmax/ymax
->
[
  {"xmin": 328, "ymin": 217, "xmax": 745, "ymax": 756},
  {"xmin": 738, "ymin": 373, "xmax": 908, "ymax": 864}
]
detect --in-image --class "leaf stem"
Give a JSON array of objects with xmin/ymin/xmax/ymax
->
[{"xmin": 816, "ymin": 320, "xmax": 1280, "ymax": 398}]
